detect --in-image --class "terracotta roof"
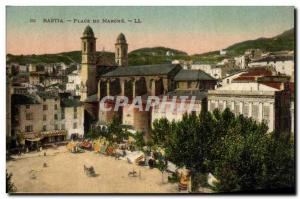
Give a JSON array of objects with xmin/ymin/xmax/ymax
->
[
  {"xmin": 261, "ymin": 82, "xmax": 282, "ymax": 90},
  {"xmin": 240, "ymin": 68, "xmax": 272, "ymax": 77},
  {"xmin": 233, "ymin": 76, "xmax": 256, "ymax": 81}
]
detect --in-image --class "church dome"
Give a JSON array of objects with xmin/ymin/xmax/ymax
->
[
  {"xmin": 116, "ymin": 33, "xmax": 127, "ymax": 43},
  {"xmin": 83, "ymin": 25, "xmax": 94, "ymax": 37}
]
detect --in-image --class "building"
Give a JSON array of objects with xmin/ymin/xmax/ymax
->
[
  {"xmin": 234, "ymin": 55, "xmax": 248, "ymax": 69},
  {"xmin": 80, "ymin": 25, "xmax": 97, "ymax": 101},
  {"xmin": 172, "ymin": 60, "xmax": 193, "ymax": 69},
  {"xmin": 66, "ymin": 70, "xmax": 81, "ymax": 96},
  {"xmin": 115, "ymin": 33, "xmax": 128, "ymax": 67},
  {"xmin": 11, "ymin": 92, "xmax": 67, "ymax": 145},
  {"xmin": 248, "ymin": 55, "xmax": 294, "ymax": 78},
  {"xmin": 151, "ymin": 91, "xmax": 207, "ymax": 123},
  {"xmin": 60, "ymin": 95, "xmax": 84, "ymax": 139},
  {"xmin": 221, "ymin": 71, "xmax": 247, "ymax": 86},
  {"xmin": 208, "ymin": 75, "xmax": 291, "ymax": 133},
  {"xmin": 10, "ymin": 91, "xmax": 85, "ymax": 147},
  {"xmin": 151, "ymin": 69, "xmax": 215, "ymax": 123},
  {"xmin": 174, "ymin": 69, "xmax": 216, "ymax": 90},
  {"xmin": 220, "ymin": 49, "xmax": 227, "ymax": 56},
  {"xmin": 187, "ymin": 64, "xmax": 225, "ymax": 79},
  {"xmin": 98, "ymin": 63, "xmax": 182, "ymax": 133}
]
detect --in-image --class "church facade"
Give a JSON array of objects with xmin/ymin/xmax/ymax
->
[{"xmin": 79, "ymin": 26, "xmax": 217, "ymax": 134}]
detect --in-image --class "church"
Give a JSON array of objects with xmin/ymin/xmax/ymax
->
[{"xmin": 79, "ymin": 25, "xmax": 217, "ymax": 135}]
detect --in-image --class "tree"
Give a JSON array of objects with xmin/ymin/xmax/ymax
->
[
  {"xmin": 106, "ymin": 116, "xmax": 127, "ymax": 143},
  {"xmin": 133, "ymin": 131, "xmax": 145, "ymax": 150},
  {"xmin": 151, "ymin": 118, "xmax": 171, "ymax": 146},
  {"xmin": 152, "ymin": 108, "xmax": 295, "ymax": 193},
  {"xmin": 6, "ymin": 170, "xmax": 16, "ymax": 193},
  {"xmin": 156, "ymin": 160, "xmax": 168, "ymax": 183}
]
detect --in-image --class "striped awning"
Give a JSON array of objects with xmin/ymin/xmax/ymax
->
[{"xmin": 40, "ymin": 130, "xmax": 67, "ymax": 137}]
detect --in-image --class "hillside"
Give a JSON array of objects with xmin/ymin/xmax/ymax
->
[
  {"xmin": 225, "ymin": 28, "xmax": 294, "ymax": 56},
  {"xmin": 6, "ymin": 28, "xmax": 294, "ymax": 66},
  {"xmin": 6, "ymin": 51, "xmax": 115, "ymax": 65},
  {"xmin": 128, "ymin": 47, "xmax": 188, "ymax": 66},
  {"xmin": 7, "ymin": 47, "xmax": 189, "ymax": 66}
]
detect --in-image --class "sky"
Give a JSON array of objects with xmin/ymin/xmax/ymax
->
[{"xmin": 6, "ymin": 6, "xmax": 294, "ymax": 55}]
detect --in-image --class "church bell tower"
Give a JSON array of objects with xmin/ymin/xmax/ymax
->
[
  {"xmin": 80, "ymin": 25, "xmax": 97, "ymax": 101},
  {"xmin": 115, "ymin": 33, "xmax": 128, "ymax": 67}
]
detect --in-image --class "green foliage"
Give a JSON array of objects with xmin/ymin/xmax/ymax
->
[
  {"xmin": 152, "ymin": 108, "xmax": 295, "ymax": 193},
  {"xmin": 226, "ymin": 28, "xmax": 294, "ymax": 56},
  {"xmin": 151, "ymin": 118, "xmax": 171, "ymax": 146},
  {"xmin": 168, "ymin": 173, "xmax": 180, "ymax": 183},
  {"xmin": 133, "ymin": 131, "xmax": 145, "ymax": 150},
  {"xmin": 156, "ymin": 160, "xmax": 168, "ymax": 183},
  {"xmin": 6, "ymin": 170, "xmax": 16, "ymax": 193},
  {"xmin": 107, "ymin": 116, "xmax": 128, "ymax": 143},
  {"xmin": 86, "ymin": 116, "xmax": 129, "ymax": 143}
]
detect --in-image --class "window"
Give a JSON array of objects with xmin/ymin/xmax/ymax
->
[
  {"xmin": 252, "ymin": 104, "xmax": 259, "ymax": 122},
  {"xmin": 61, "ymin": 109, "xmax": 65, "ymax": 119},
  {"xmin": 74, "ymin": 112, "xmax": 77, "ymax": 119},
  {"xmin": 263, "ymin": 106, "xmax": 270, "ymax": 125},
  {"xmin": 43, "ymin": 115, "xmax": 47, "ymax": 121},
  {"xmin": 73, "ymin": 122, "xmax": 77, "ymax": 129},
  {"xmin": 43, "ymin": 105, "xmax": 48, "ymax": 110},
  {"xmin": 226, "ymin": 101, "xmax": 231, "ymax": 109},
  {"xmin": 210, "ymin": 102, "xmax": 216, "ymax": 111},
  {"xmin": 84, "ymin": 42, "xmax": 86, "ymax": 52},
  {"xmin": 43, "ymin": 125, "xmax": 47, "ymax": 131},
  {"xmin": 187, "ymin": 82, "xmax": 192, "ymax": 89},
  {"xmin": 54, "ymin": 114, "xmax": 58, "ymax": 120},
  {"xmin": 243, "ymin": 103, "xmax": 250, "ymax": 117},
  {"xmin": 25, "ymin": 125, "xmax": 33, "ymax": 132},
  {"xmin": 61, "ymin": 124, "xmax": 65, "ymax": 130},
  {"xmin": 218, "ymin": 103, "xmax": 224, "ymax": 111},
  {"xmin": 90, "ymin": 42, "xmax": 94, "ymax": 52},
  {"xmin": 54, "ymin": 104, "xmax": 58, "ymax": 110},
  {"xmin": 26, "ymin": 105, "xmax": 30, "ymax": 109},
  {"xmin": 55, "ymin": 124, "xmax": 58, "ymax": 130},
  {"xmin": 234, "ymin": 103, "xmax": 240, "ymax": 115},
  {"xmin": 26, "ymin": 113, "xmax": 33, "ymax": 120},
  {"xmin": 74, "ymin": 107, "xmax": 77, "ymax": 113}
]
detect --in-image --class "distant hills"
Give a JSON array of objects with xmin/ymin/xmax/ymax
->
[
  {"xmin": 225, "ymin": 28, "xmax": 294, "ymax": 55},
  {"xmin": 7, "ymin": 28, "xmax": 294, "ymax": 66}
]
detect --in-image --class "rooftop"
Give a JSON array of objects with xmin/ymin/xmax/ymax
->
[
  {"xmin": 12, "ymin": 94, "xmax": 40, "ymax": 105},
  {"xmin": 102, "ymin": 64, "xmax": 181, "ymax": 77},
  {"xmin": 250, "ymin": 55, "xmax": 293, "ymax": 63},
  {"xmin": 36, "ymin": 91, "xmax": 59, "ymax": 99},
  {"xmin": 82, "ymin": 25, "xmax": 95, "ymax": 38},
  {"xmin": 166, "ymin": 90, "xmax": 208, "ymax": 100},
  {"xmin": 61, "ymin": 98, "xmax": 82, "ymax": 107},
  {"xmin": 174, "ymin": 69, "xmax": 216, "ymax": 81}
]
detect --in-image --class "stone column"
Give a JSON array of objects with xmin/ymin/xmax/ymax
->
[
  {"xmin": 151, "ymin": 79, "xmax": 156, "ymax": 96},
  {"xmin": 239, "ymin": 101, "xmax": 243, "ymax": 115},
  {"xmin": 97, "ymin": 80, "xmax": 101, "ymax": 99},
  {"xmin": 120, "ymin": 79, "xmax": 125, "ymax": 96},
  {"xmin": 258, "ymin": 102, "xmax": 263, "ymax": 122},
  {"xmin": 132, "ymin": 79, "xmax": 136, "ymax": 98},
  {"xmin": 106, "ymin": 80, "xmax": 110, "ymax": 96},
  {"xmin": 162, "ymin": 78, "xmax": 168, "ymax": 94}
]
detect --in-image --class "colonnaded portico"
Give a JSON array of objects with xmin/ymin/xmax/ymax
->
[{"xmin": 97, "ymin": 64, "xmax": 182, "ymax": 134}]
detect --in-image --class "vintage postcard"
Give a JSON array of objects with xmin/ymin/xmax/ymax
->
[{"xmin": 6, "ymin": 6, "xmax": 295, "ymax": 194}]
